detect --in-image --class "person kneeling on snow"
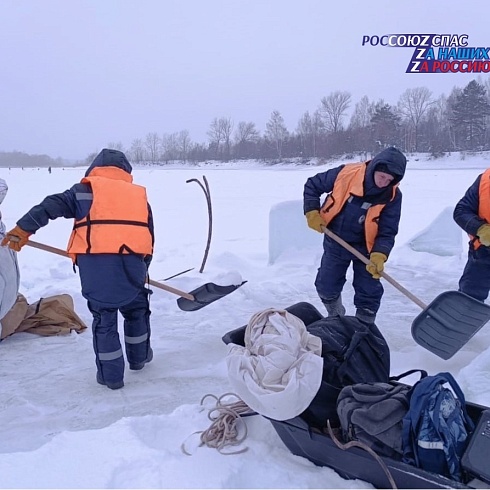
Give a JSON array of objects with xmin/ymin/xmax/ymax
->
[
  {"xmin": 1, "ymin": 149, "xmax": 155, "ymax": 390},
  {"xmin": 0, "ymin": 178, "xmax": 21, "ymax": 339},
  {"xmin": 1, "ymin": 177, "xmax": 87, "ymax": 341},
  {"xmin": 303, "ymin": 147, "xmax": 406, "ymax": 324}
]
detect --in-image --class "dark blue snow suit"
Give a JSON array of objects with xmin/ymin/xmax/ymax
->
[
  {"xmin": 16, "ymin": 149, "xmax": 154, "ymax": 387},
  {"xmin": 453, "ymin": 173, "xmax": 490, "ymax": 301},
  {"xmin": 303, "ymin": 147, "xmax": 406, "ymax": 315}
]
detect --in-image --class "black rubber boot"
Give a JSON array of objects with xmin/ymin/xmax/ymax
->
[
  {"xmin": 356, "ymin": 308, "xmax": 376, "ymax": 324},
  {"xmin": 129, "ymin": 347, "xmax": 154, "ymax": 371},
  {"xmin": 321, "ymin": 295, "xmax": 346, "ymax": 318},
  {"xmin": 96, "ymin": 372, "xmax": 124, "ymax": 390}
]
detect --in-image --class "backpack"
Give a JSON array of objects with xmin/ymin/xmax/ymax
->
[
  {"xmin": 401, "ymin": 372, "xmax": 475, "ymax": 482},
  {"xmin": 336, "ymin": 370, "xmax": 425, "ymax": 459},
  {"xmin": 300, "ymin": 315, "xmax": 390, "ymax": 429}
]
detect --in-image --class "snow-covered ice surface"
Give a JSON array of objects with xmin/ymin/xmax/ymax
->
[{"xmin": 1, "ymin": 152, "xmax": 490, "ymax": 488}]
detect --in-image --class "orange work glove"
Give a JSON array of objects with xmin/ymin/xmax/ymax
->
[
  {"xmin": 477, "ymin": 224, "xmax": 490, "ymax": 246},
  {"xmin": 366, "ymin": 252, "xmax": 387, "ymax": 279},
  {"xmin": 305, "ymin": 210, "xmax": 326, "ymax": 233},
  {"xmin": 1, "ymin": 225, "xmax": 31, "ymax": 252}
]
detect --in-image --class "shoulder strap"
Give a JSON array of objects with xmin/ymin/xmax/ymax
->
[{"xmin": 390, "ymin": 369, "xmax": 427, "ymax": 382}]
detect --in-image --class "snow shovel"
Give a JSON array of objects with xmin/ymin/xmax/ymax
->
[
  {"xmin": 23, "ymin": 240, "xmax": 246, "ymax": 312},
  {"xmin": 322, "ymin": 228, "xmax": 490, "ymax": 360}
]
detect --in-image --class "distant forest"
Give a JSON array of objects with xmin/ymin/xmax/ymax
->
[
  {"xmin": 3, "ymin": 77, "xmax": 490, "ymax": 167},
  {"xmin": 0, "ymin": 151, "xmax": 68, "ymax": 168}
]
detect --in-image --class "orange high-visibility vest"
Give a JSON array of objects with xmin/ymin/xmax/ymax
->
[
  {"xmin": 67, "ymin": 166, "xmax": 153, "ymax": 261},
  {"xmin": 320, "ymin": 162, "xmax": 397, "ymax": 252},
  {"xmin": 470, "ymin": 168, "xmax": 490, "ymax": 249}
]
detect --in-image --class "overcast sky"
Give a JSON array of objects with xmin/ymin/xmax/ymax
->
[{"xmin": 1, "ymin": 0, "xmax": 489, "ymax": 161}]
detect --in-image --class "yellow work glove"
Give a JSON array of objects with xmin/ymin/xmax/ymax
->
[
  {"xmin": 477, "ymin": 224, "xmax": 490, "ymax": 246},
  {"xmin": 1, "ymin": 225, "xmax": 31, "ymax": 252},
  {"xmin": 305, "ymin": 210, "xmax": 326, "ymax": 233},
  {"xmin": 366, "ymin": 252, "xmax": 387, "ymax": 279}
]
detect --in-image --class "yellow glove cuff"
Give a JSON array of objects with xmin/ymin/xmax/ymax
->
[
  {"xmin": 370, "ymin": 252, "xmax": 388, "ymax": 264},
  {"xmin": 477, "ymin": 224, "xmax": 490, "ymax": 246},
  {"xmin": 366, "ymin": 252, "xmax": 388, "ymax": 279},
  {"xmin": 305, "ymin": 210, "xmax": 326, "ymax": 233}
]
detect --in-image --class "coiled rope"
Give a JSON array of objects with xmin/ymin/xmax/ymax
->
[{"xmin": 181, "ymin": 393, "xmax": 256, "ymax": 456}]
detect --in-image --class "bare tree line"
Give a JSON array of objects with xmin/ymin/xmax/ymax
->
[
  {"xmin": 31, "ymin": 76, "xmax": 490, "ymax": 167},
  {"xmin": 121, "ymin": 77, "xmax": 488, "ymax": 165}
]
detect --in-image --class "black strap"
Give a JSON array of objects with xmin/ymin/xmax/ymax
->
[
  {"xmin": 34, "ymin": 298, "xmax": 43, "ymax": 315},
  {"xmin": 390, "ymin": 369, "xmax": 428, "ymax": 382},
  {"xmin": 73, "ymin": 219, "xmax": 149, "ymax": 228}
]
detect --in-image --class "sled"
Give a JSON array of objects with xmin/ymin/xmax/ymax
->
[
  {"xmin": 222, "ymin": 301, "xmax": 490, "ymax": 489},
  {"xmin": 322, "ymin": 228, "xmax": 490, "ymax": 359},
  {"xmin": 24, "ymin": 240, "xmax": 246, "ymax": 311},
  {"xmin": 267, "ymin": 407, "xmax": 488, "ymax": 489}
]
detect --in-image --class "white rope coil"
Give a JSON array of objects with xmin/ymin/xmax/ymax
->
[{"xmin": 181, "ymin": 392, "xmax": 256, "ymax": 456}]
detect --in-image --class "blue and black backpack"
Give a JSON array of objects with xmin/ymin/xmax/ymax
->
[{"xmin": 401, "ymin": 372, "xmax": 475, "ymax": 482}]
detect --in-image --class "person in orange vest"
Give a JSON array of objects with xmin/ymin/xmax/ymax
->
[
  {"xmin": 1, "ymin": 149, "xmax": 154, "ymax": 389},
  {"xmin": 454, "ymin": 169, "xmax": 490, "ymax": 302},
  {"xmin": 303, "ymin": 147, "xmax": 406, "ymax": 324}
]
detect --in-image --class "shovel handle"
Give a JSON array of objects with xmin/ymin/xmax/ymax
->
[
  {"xmin": 322, "ymin": 228, "xmax": 427, "ymax": 310},
  {"xmin": 148, "ymin": 279, "xmax": 194, "ymax": 301},
  {"xmin": 24, "ymin": 239, "xmax": 195, "ymax": 301}
]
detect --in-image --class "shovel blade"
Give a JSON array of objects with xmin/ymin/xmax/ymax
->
[
  {"xmin": 411, "ymin": 290, "xmax": 490, "ymax": 360},
  {"xmin": 177, "ymin": 281, "xmax": 247, "ymax": 311}
]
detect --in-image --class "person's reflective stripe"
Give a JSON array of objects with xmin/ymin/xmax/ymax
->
[
  {"xmin": 98, "ymin": 348, "xmax": 123, "ymax": 361},
  {"xmin": 346, "ymin": 196, "xmax": 371, "ymax": 209},
  {"xmin": 75, "ymin": 192, "xmax": 93, "ymax": 201},
  {"xmin": 125, "ymin": 333, "xmax": 148, "ymax": 344}
]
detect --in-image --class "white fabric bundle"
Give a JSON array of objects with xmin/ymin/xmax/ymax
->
[{"xmin": 226, "ymin": 308, "xmax": 323, "ymax": 421}]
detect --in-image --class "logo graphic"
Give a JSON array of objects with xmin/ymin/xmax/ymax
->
[{"xmin": 362, "ymin": 34, "xmax": 490, "ymax": 73}]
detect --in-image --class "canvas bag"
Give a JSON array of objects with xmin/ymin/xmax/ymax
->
[
  {"xmin": 0, "ymin": 293, "xmax": 87, "ymax": 341},
  {"xmin": 300, "ymin": 315, "xmax": 391, "ymax": 429},
  {"xmin": 336, "ymin": 370, "xmax": 426, "ymax": 459},
  {"xmin": 402, "ymin": 372, "xmax": 475, "ymax": 482},
  {"xmin": 20, "ymin": 294, "xmax": 87, "ymax": 336}
]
